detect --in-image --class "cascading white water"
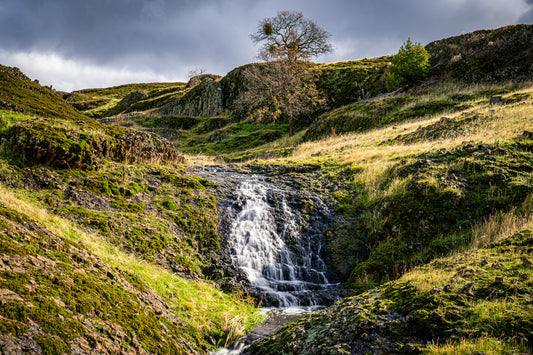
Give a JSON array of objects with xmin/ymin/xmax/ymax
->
[{"xmin": 227, "ymin": 178, "xmax": 335, "ymax": 307}]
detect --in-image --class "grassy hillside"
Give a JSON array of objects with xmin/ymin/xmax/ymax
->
[
  {"xmin": 61, "ymin": 26, "xmax": 533, "ymax": 162},
  {"xmin": 240, "ymin": 79, "xmax": 533, "ymax": 352},
  {"xmin": 1, "ymin": 24, "xmax": 532, "ymax": 354},
  {"xmin": 64, "ymin": 82, "xmax": 186, "ymax": 118},
  {"xmin": 0, "ymin": 67, "xmax": 260, "ymax": 353},
  {"xmin": 1, "ymin": 65, "xmax": 86, "ymax": 121},
  {"xmin": 69, "ymin": 57, "xmax": 390, "ymax": 159}
]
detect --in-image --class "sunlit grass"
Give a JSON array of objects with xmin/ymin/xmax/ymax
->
[
  {"xmin": 183, "ymin": 153, "xmax": 226, "ymax": 166},
  {"xmin": 400, "ymin": 268, "xmax": 455, "ymax": 294},
  {"xmin": 265, "ymin": 84, "xmax": 533, "ymax": 215},
  {"xmin": 470, "ymin": 194, "xmax": 533, "ymax": 248},
  {"xmin": 268, "ymin": 83, "xmax": 532, "ymax": 169},
  {"xmin": 0, "ymin": 183, "xmax": 261, "ymax": 347},
  {"xmin": 424, "ymin": 336, "xmax": 525, "ymax": 354}
]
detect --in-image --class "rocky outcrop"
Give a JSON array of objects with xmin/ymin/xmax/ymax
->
[
  {"xmin": 246, "ymin": 290, "xmax": 423, "ymax": 354},
  {"xmin": 2, "ymin": 119, "xmax": 183, "ymax": 170},
  {"xmin": 160, "ymin": 75, "xmax": 225, "ymax": 117},
  {"xmin": 192, "ymin": 165, "xmax": 343, "ymax": 305},
  {"xmin": 158, "ymin": 59, "xmax": 391, "ymax": 119}
]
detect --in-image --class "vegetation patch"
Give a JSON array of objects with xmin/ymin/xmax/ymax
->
[
  {"xmin": 0, "ymin": 183, "xmax": 260, "ymax": 353},
  {"xmin": 426, "ymin": 24, "xmax": 533, "ymax": 83},
  {"xmin": 249, "ymin": 230, "xmax": 533, "ymax": 354},
  {"xmin": 314, "ymin": 57, "xmax": 390, "ymax": 107},
  {"xmin": 302, "ymin": 83, "xmax": 505, "ymax": 142},
  {"xmin": 21, "ymin": 163, "xmax": 221, "ymax": 274},
  {"xmin": 334, "ymin": 139, "xmax": 533, "ymax": 289},
  {"xmin": 385, "ymin": 113, "xmax": 487, "ymax": 144}
]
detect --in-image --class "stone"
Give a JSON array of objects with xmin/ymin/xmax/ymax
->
[
  {"xmin": 489, "ymin": 96, "xmax": 503, "ymax": 105},
  {"xmin": 461, "ymin": 281, "xmax": 475, "ymax": 295},
  {"xmin": 0, "ymin": 289, "xmax": 24, "ymax": 303}
]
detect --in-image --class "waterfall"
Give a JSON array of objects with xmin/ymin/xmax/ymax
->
[{"xmin": 226, "ymin": 176, "xmax": 338, "ymax": 307}]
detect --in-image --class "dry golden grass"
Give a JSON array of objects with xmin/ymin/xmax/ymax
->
[
  {"xmin": 183, "ymin": 153, "xmax": 226, "ymax": 166},
  {"xmin": 424, "ymin": 336, "xmax": 522, "ymax": 354},
  {"xmin": 470, "ymin": 194, "xmax": 533, "ymax": 248},
  {"xmin": 290, "ymin": 98, "xmax": 532, "ymax": 168},
  {"xmin": 401, "ymin": 268, "xmax": 456, "ymax": 294},
  {"xmin": 266, "ymin": 84, "xmax": 533, "ymax": 202}
]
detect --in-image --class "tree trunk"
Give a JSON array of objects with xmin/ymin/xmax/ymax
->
[{"xmin": 289, "ymin": 117, "xmax": 294, "ymax": 136}]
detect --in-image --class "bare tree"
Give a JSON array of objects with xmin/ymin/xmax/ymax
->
[
  {"xmin": 251, "ymin": 11, "xmax": 332, "ymax": 62},
  {"xmin": 236, "ymin": 12, "xmax": 331, "ymax": 136},
  {"xmin": 187, "ymin": 67, "xmax": 206, "ymax": 79},
  {"xmin": 235, "ymin": 61, "xmax": 324, "ymax": 136}
]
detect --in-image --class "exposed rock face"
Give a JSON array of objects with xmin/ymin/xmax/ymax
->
[
  {"xmin": 192, "ymin": 165, "xmax": 342, "ymax": 306},
  {"xmin": 114, "ymin": 89, "xmax": 149, "ymax": 111},
  {"xmin": 185, "ymin": 74, "xmax": 222, "ymax": 89},
  {"xmin": 161, "ymin": 76, "xmax": 225, "ymax": 117},
  {"xmin": 114, "ymin": 129, "xmax": 184, "ymax": 165}
]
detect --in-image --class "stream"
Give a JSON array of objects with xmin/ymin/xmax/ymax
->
[{"xmin": 193, "ymin": 167, "xmax": 340, "ymax": 354}]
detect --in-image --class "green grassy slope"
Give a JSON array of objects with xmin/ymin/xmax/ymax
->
[
  {"xmin": 0, "ymin": 65, "xmax": 86, "ymax": 121},
  {"xmin": 0, "ymin": 67, "xmax": 260, "ymax": 353},
  {"xmin": 64, "ymin": 82, "xmax": 186, "ymax": 118},
  {"xmin": 1, "ymin": 23, "xmax": 532, "ymax": 354}
]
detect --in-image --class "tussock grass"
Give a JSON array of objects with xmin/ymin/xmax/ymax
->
[
  {"xmin": 272, "ymin": 82, "xmax": 532, "ymax": 166},
  {"xmin": 183, "ymin": 153, "xmax": 226, "ymax": 166}
]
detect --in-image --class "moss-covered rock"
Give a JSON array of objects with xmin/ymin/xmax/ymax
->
[{"xmin": 0, "ymin": 113, "xmax": 183, "ymax": 170}]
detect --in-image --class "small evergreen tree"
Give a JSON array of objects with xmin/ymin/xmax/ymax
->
[{"xmin": 386, "ymin": 38, "xmax": 430, "ymax": 90}]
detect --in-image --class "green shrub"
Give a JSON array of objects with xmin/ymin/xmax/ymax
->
[{"xmin": 386, "ymin": 38, "xmax": 430, "ymax": 90}]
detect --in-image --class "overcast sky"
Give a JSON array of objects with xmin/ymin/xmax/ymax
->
[{"xmin": 1, "ymin": 0, "xmax": 532, "ymax": 91}]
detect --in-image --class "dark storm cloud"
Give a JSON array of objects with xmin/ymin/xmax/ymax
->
[
  {"xmin": 519, "ymin": 0, "xmax": 533, "ymax": 23},
  {"xmin": 1, "ymin": 0, "xmax": 236, "ymax": 64},
  {"xmin": 0, "ymin": 0, "xmax": 529, "ymax": 90}
]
